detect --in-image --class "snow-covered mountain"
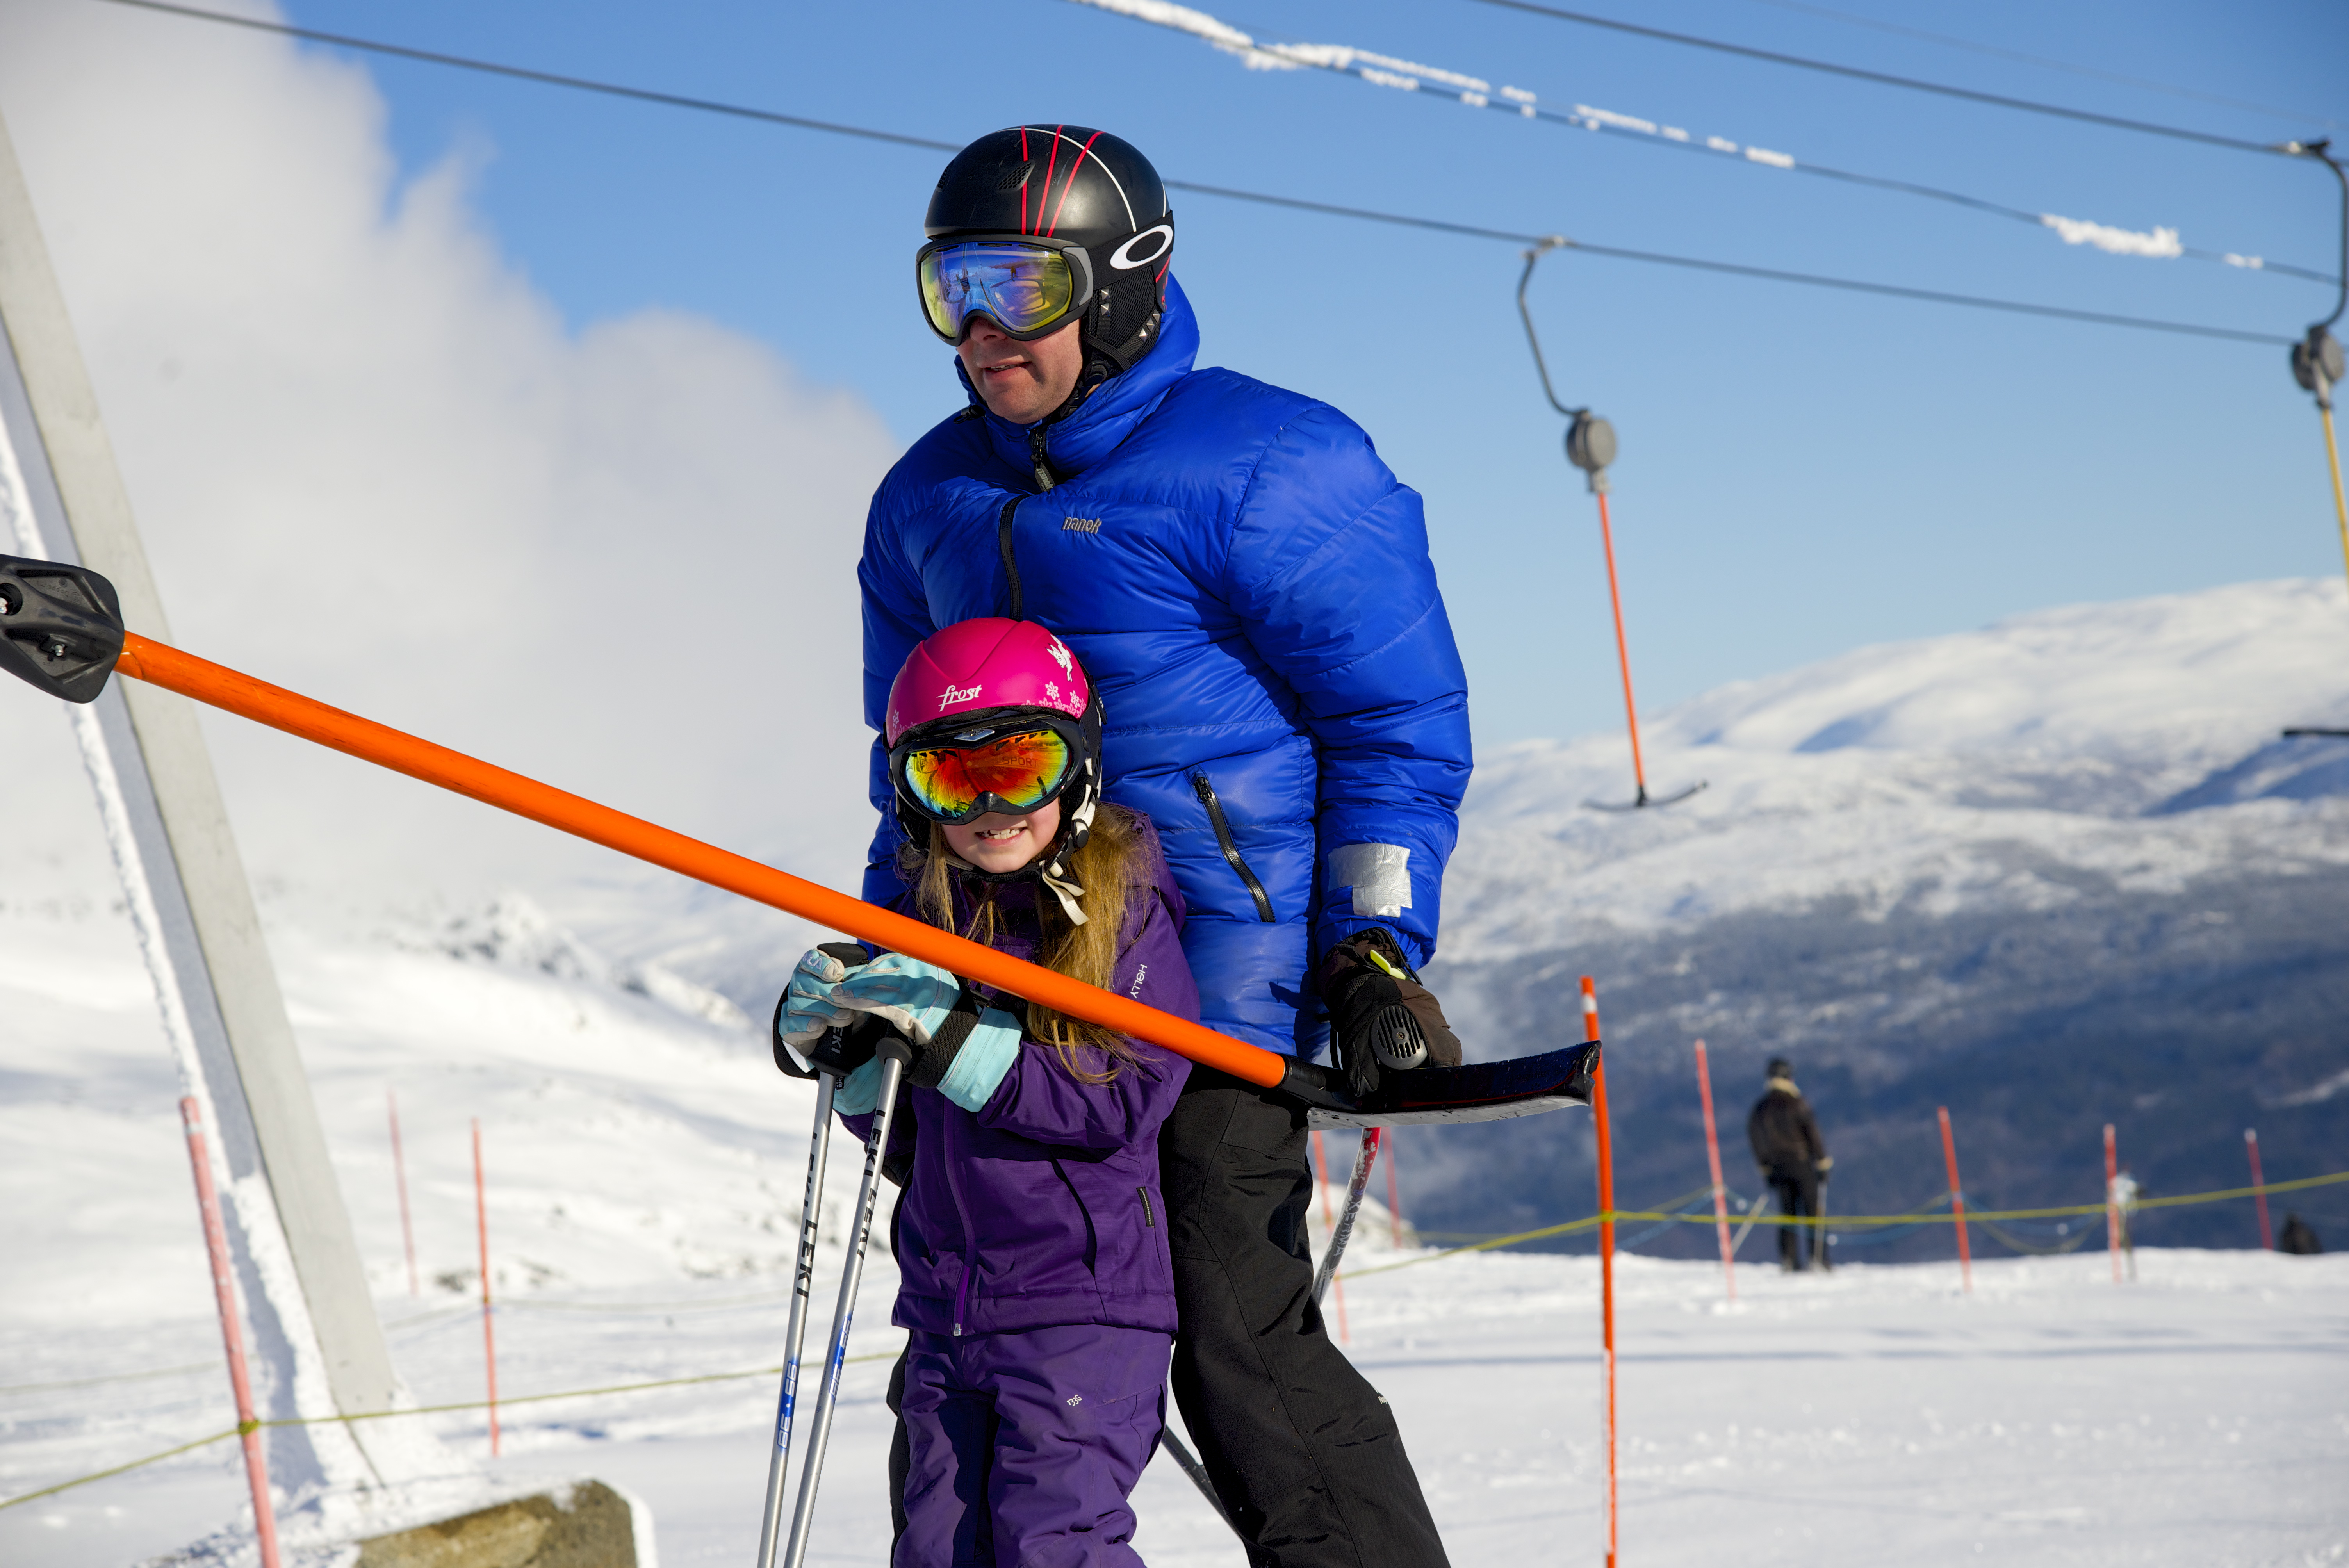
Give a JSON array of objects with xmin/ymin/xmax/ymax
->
[{"xmin": 1415, "ymin": 577, "xmax": 2349, "ymax": 1255}]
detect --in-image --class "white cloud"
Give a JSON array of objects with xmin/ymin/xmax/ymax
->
[{"xmin": 0, "ymin": 0, "xmax": 898, "ymax": 906}]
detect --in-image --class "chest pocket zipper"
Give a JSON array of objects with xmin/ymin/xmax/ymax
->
[{"xmin": 1191, "ymin": 770, "xmax": 1276, "ymax": 923}]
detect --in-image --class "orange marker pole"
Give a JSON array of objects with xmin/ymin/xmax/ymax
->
[
  {"xmin": 1583, "ymin": 977, "xmax": 1616, "ymax": 1568},
  {"xmin": 109, "ymin": 633, "xmax": 1285, "ymax": 1089},
  {"xmin": 1593, "ymin": 492, "xmax": 1650, "ymax": 800},
  {"xmin": 2104, "ymin": 1124, "xmax": 2122, "ymax": 1284},
  {"xmin": 180, "ymin": 1098, "xmax": 282, "ymax": 1568},
  {"xmin": 473, "ymin": 1118, "xmax": 499, "ymax": 1457},
  {"xmin": 2245, "ymin": 1130, "xmax": 2273, "ymax": 1250},
  {"xmin": 1693, "ymin": 1040, "xmax": 1735, "ymax": 1304},
  {"xmin": 388, "ymin": 1088, "xmax": 417, "ymax": 1298},
  {"xmin": 1385, "ymin": 1127, "xmax": 1406, "ymax": 1249},
  {"xmin": 1938, "ymin": 1108, "xmax": 1971, "ymax": 1294},
  {"xmin": 1312, "ymin": 1131, "xmax": 1349, "ymax": 1344}
]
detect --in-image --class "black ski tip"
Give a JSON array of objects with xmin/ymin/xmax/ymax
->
[
  {"xmin": 1283, "ymin": 1040, "xmax": 1600, "ymax": 1128},
  {"xmin": 0, "ymin": 553, "xmax": 125, "ymax": 704}
]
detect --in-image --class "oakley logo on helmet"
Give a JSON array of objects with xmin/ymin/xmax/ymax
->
[
  {"xmin": 1108, "ymin": 223, "xmax": 1174, "ymax": 271},
  {"xmin": 937, "ymin": 681, "xmax": 982, "ymax": 711}
]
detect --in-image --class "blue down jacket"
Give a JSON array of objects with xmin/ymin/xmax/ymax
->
[
  {"xmin": 844, "ymin": 820, "xmax": 1198, "ymax": 1336},
  {"xmin": 860, "ymin": 276, "xmax": 1472, "ymax": 1056}
]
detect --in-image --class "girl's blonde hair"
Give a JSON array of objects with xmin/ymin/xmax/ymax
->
[{"xmin": 897, "ymin": 804, "xmax": 1150, "ymax": 1084}]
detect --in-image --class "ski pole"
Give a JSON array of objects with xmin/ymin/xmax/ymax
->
[
  {"xmin": 780, "ymin": 1044, "xmax": 909, "ymax": 1568},
  {"xmin": 1312, "ymin": 1128, "xmax": 1384, "ymax": 1309},
  {"xmin": 1157, "ymin": 1429, "xmax": 1235, "ymax": 1527},
  {"xmin": 755, "ymin": 1068, "xmax": 838, "ymax": 1568}
]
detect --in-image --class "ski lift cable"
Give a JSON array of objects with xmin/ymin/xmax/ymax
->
[
  {"xmin": 1462, "ymin": 0, "xmax": 2294, "ymax": 157},
  {"xmin": 1726, "ymin": 0, "xmax": 2343, "ymax": 131},
  {"xmin": 93, "ymin": 0, "xmax": 2298, "ymax": 351},
  {"xmin": 1064, "ymin": 0, "xmax": 2336, "ymax": 287}
]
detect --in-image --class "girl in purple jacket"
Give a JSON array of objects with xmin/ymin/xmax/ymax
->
[{"xmin": 778, "ymin": 618, "xmax": 1198, "ymax": 1566}]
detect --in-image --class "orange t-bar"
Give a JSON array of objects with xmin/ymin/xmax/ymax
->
[{"xmin": 112, "ymin": 633, "xmax": 1288, "ymax": 1089}]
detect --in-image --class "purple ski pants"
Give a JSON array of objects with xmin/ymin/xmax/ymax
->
[{"xmin": 896, "ymin": 1324, "xmax": 1173, "ymax": 1568}]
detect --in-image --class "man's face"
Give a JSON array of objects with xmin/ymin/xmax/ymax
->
[{"xmin": 958, "ymin": 316, "xmax": 1085, "ymax": 426}]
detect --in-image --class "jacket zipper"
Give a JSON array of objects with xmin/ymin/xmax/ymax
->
[
  {"xmin": 1191, "ymin": 770, "xmax": 1276, "ymax": 923},
  {"xmin": 943, "ymin": 1103, "xmax": 977, "ymax": 1335},
  {"xmin": 1138, "ymin": 1187, "xmax": 1155, "ymax": 1228},
  {"xmin": 1028, "ymin": 425, "xmax": 1059, "ymax": 493}
]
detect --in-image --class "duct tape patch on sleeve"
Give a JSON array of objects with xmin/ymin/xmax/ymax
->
[{"xmin": 1329, "ymin": 843, "xmax": 1412, "ymax": 919}]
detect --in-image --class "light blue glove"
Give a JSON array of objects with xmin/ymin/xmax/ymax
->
[
  {"xmin": 777, "ymin": 946, "xmax": 862, "ymax": 1048},
  {"xmin": 934, "ymin": 1009, "xmax": 1024, "ymax": 1113},
  {"xmin": 830, "ymin": 952, "xmax": 964, "ymax": 1045},
  {"xmin": 834, "ymin": 1057, "xmax": 886, "ymax": 1117}
]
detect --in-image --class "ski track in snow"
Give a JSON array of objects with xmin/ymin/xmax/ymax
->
[{"xmin": 5, "ymin": 578, "xmax": 2349, "ymax": 1563}]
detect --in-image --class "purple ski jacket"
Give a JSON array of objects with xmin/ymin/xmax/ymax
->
[{"xmin": 844, "ymin": 816, "xmax": 1198, "ymax": 1338}]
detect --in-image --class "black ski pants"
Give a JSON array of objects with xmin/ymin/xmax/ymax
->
[
  {"xmin": 1766, "ymin": 1162, "xmax": 1823, "ymax": 1270},
  {"xmin": 1159, "ymin": 1066, "xmax": 1450, "ymax": 1568}
]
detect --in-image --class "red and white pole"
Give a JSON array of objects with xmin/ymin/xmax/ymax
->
[
  {"xmin": 1583, "ymin": 977, "xmax": 1617, "ymax": 1567},
  {"xmin": 472, "ymin": 1118, "xmax": 500, "ymax": 1456},
  {"xmin": 2245, "ymin": 1129, "xmax": 2273, "ymax": 1250},
  {"xmin": 1385, "ymin": 1126, "xmax": 1406, "ymax": 1249},
  {"xmin": 1693, "ymin": 1039, "xmax": 1736, "ymax": 1304},
  {"xmin": 388, "ymin": 1088, "xmax": 418, "ymax": 1297},
  {"xmin": 2104, "ymin": 1124, "xmax": 2122, "ymax": 1284},
  {"xmin": 180, "ymin": 1098, "xmax": 282, "ymax": 1568},
  {"xmin": 1312, "ymin": 1131, "xmax": 1349, "ymax": 1344},
  {"xmin": 1937, "ymin": 1107, "xmax": 1971, "ymax": 1295}
]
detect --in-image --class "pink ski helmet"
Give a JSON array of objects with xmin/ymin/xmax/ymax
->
[
  {"xmin": 885, "ymin": 617, "xmax": 1091, "ymax": 746},
  {"xmin": 884, "ymin": 619, "xmax": 1106, "ymax": 898}
]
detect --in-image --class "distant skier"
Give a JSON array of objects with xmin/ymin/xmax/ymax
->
[
  {"xmin": 1748, "ymin": 1057, "xmax": 1831, "ymax": 1272},
  {"xmin": 779, "ymin": 622, "xmax": 1199, "ymax": 1565},
  {"xmin": 2278, "ymin": 1213, "xmax": 2322, "ymax": 1254}
]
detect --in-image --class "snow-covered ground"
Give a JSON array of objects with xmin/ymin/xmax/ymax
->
[{"xmin": 4, "ymin": 886, "xmax": 2346, "ymax": 1566}]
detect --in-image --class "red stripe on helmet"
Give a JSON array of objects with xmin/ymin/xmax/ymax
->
[
  {"xmin": 1045, "ymin": 129, "xmax": 1105, "ymax": 240},
  {"xmin": 1037, "ymin": 127, "xmax": 1064, "ymax": 242}
]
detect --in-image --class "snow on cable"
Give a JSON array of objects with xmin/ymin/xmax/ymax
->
[
  {"xmin": 2039, "ymin": 214, "xmax": 2184, "ymax": 259},
  {"xmin": 1064, "ymin": 0, "xmax": 2219, "ymax": 271}
]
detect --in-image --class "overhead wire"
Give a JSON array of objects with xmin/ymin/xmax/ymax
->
[
  {"xmin": 1724, "ymin": 0, "xmax": 2342, "ymax": 130},
  {"xmin": 1460, "ymin": 0, "xmax": 2294, "ymax": 157},
  {"xmin": 91, "ymin": 0, "xmax": 2294, "ymax": 347},
  {"xmin": 1068, "ymin": 0, "xmax": 2336, "ymax": 286}
]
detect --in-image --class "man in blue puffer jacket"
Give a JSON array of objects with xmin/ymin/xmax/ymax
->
[{"xmin": 861, "ymin": 125, "xmax": 1470, "ymax": 1566}]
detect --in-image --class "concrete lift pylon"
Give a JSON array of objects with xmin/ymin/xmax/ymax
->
[{"xmin": 0, "ymin": 105, "xmax": 418, "ymax": 1504}]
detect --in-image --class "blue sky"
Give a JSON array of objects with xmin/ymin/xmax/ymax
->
[{"xmin": 245, "ymin": 0, "xmax": 2349, "ymax": 752}]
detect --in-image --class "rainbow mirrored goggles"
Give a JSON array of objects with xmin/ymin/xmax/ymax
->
[
  {"xmin": 891, "ymin": 716, "xmax": 1084, "ymax": 825},
  {"xmin": 916, "ymin": 236, "xmax": 1092, "ymax": 344}
]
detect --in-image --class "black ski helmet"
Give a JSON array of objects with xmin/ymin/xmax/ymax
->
[{"xmin": 923, "ymin": 125, "xmax": 1173, "ymax": 380}]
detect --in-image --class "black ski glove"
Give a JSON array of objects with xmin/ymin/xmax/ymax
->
[{"xmin": 1314, "ymin": 927, "xmax": 1463, "ymax": 1098}]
